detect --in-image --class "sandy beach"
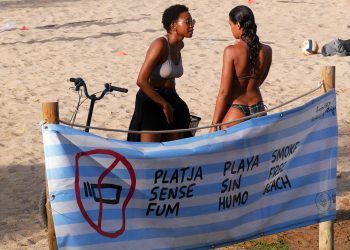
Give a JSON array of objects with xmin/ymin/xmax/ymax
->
[{"xmin": 0, "ymin": 0, "xmax": 349, "ymax": 249}]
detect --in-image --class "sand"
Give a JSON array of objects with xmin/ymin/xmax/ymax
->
[{"xmin": 0, "ymin": 0, "xmax": 349, "ymax": 249}]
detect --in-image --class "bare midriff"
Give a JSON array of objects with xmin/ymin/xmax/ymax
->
[{"xmin": 149, "ymin": 77, "xmax": 176, "ymax": 89}]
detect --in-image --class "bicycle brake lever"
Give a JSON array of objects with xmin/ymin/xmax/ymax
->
[
  {"xmin": 70, "ymin": 77, "xmax": 85, "ymax": 91},
  {"xmin": 104, "ymin": 83, "xmax": 112, "ymax": 92}
]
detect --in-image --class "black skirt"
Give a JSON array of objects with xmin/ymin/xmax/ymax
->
[{"xmin": 127, "ymin": 89, "xmax": 190, "ymax": 142}]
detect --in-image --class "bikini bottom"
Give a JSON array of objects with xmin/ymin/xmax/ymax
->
[{"xmin": 229, "ymin": 101, "xmax": 266, "ymax": 117}]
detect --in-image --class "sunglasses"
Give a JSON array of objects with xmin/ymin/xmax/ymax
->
[{"xmin": 177, "ymin": 19, "xmax": 196, "ymax": 26}]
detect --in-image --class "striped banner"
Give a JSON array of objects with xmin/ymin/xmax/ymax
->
[{"xmin": 42, "ymin": 90, "xmax": 337, "ymax": 250}]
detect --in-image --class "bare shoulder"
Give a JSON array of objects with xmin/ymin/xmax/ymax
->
[
  {"xmin": 143, "ymin": 37, "xmax": 168, "ymax": 63},
  {"xmin": 149, "ymin": 37, "xmax": 167, "ymax": 50},
  {"xmin": 223, "ymin": 43, "xmax": 240, "ymax": 59},
  {"xmin": 260, "ymin": 43, "xmax": 272, "ymax": 56},
  {"xmin": 225, "ymin": 40, "xmax": 247, "ymax": 56}
]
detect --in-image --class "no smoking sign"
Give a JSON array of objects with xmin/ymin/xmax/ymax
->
[{"xmin": 75, "ymin": 149, "xmax": 136, "ymax": 238}]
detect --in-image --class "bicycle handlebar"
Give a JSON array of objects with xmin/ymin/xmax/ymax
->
[
  {"xmin": 109, "ymin": 84, "xmax": 128, "ymax": 93},
  {"xmin": 69, "ymin": 77, "xmax": 128, "ymax": 101},
  {"xmin": 69, "ymin": 77, "xmax": 79, "ymax": 83}
]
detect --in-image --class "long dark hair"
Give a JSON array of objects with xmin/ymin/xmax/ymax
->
[{"xmin": 229, "ymin": 5, "xmax": 260, "ymax": 75}]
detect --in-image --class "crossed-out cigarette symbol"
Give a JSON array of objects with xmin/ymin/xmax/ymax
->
[{"xmin": 75, "ymin": 149, "xmax": 136, "ymax": 238}]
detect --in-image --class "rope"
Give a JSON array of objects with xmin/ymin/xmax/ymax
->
[
  {"xmin": 69, "ymin": 89, "xmax": 82, "ymax": 124},
  {"xmin": 58, "ymin": 82, "xmax": 323, "ymax": 134},
  {"xmin": 45, "ymin": 196, "xmax": 80, "ymax": 222}
]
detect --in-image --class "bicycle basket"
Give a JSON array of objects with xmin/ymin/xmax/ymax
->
[{"xmin": 189, "ymin": 114, "xmax": 201, "ymax": 136}]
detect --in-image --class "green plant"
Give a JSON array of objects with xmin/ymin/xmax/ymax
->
[{"xmin": 251, "ymin": 239, "xmax": 289, "ymax": 250}]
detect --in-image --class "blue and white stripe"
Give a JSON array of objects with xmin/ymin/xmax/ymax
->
[{"xmin": 42, "ymin": 90, "xmax": 337, "ymax": 250}]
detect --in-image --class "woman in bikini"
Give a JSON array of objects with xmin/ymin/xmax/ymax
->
[
  {"xmin": 127, "ymin": 4, "xmax": 195, "ymax": 142},
  {"xmin": 210, "ymin": 5, "xmax": 272, "ymax": 132}
]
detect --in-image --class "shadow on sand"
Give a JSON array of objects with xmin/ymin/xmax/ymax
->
[
  {"xmin": 0, "ymin": 163, "xmax": 46, "ymax": 241},
  {"xmin": 0, "ymin": 0, "xmax": 79, "ymax": 9}
]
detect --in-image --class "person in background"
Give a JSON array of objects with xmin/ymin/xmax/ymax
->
[
  {"xmin": 210, "ymin": 5, "xmax": 272, "ymax": 132},
  {"xmin": 127, "ymin": 4, "xmax": 195, "ymax": 142}
]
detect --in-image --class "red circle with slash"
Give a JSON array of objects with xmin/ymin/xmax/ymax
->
[{"xmin": 75, "ymin": 149, "xmax": 136, "ymax": 238}]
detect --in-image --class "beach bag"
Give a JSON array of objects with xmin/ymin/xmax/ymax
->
[
  {"xmin": 321, "ymin": 38, "xmax": 350, "ymax": 56},
  {"xmin": 184, "ymin": 114, "xmax": 201, "ymax": 138}
]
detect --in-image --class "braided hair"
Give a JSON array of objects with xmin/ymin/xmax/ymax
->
[{"xmin": 229, "ymin": 6, "xmax": 260, "ymax": 75}]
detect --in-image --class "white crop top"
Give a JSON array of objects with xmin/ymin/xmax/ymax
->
[{"xmin": 151, "ymin": 36, "xmax": 184, "ymax": 79}]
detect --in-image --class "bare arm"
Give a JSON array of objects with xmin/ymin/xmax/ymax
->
[
  {"xmin": 210, "ymin": 46, "xmax": 235, "ymax": 131},
  {"xmin": 136, "ymin": 38, "xmax": 173, "ymax": 123},
  {"xmin": 259, "ymin": 45, "xmax": 272, "ymax": 86},
  {"xmin": 137, "ymin": 38, "xmax": 167, "ymax": 106}
]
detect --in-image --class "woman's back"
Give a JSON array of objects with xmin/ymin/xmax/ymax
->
[{"xmin": 230, "ymin": 41, "xmax": 272, "ymax": 105}]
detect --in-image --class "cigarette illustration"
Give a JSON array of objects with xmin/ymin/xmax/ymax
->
[{"xmin": 83, "ymin": 182, "xmax": 122, "ymax": 205}]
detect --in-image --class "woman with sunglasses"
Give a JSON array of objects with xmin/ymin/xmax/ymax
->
[
  {"xmin": 127, "ymin": 4, "xmax": 195, "ymax": 142},
  {"xmin": 210, "ymin": 5, "xmax": 272, "ymax": 132}
]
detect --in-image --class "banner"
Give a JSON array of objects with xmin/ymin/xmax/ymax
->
[{"xmin": 42, "ymin": 90, "xmax": 337, "ymax": 250}]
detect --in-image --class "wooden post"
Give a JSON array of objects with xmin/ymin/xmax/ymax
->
[
  {"xmin": 42, "ymin": 102, "xmax": 59, "ymax": 250},
  {"xmin": 319, "ymin": 66, "xmax": 335, "ymax": 250},
  {"xmin": 321, "ymin": 66, "xmax": 335, "ymax": 93}
]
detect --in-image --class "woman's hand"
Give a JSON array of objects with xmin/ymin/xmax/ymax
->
[
  {"xmin": 209, "ymin": 122, "xmax": 218, "ymax": 133},
  {"xmin": 162, "ymin": 102, "xmax": 174, "ymax": 124},
  {"xmin": 209, "ymin": 127, "xmax": 217, "ymax": 133}
]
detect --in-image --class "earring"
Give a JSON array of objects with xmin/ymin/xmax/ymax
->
[{"xmin": 171, "ymin": 23, "xmax": 177, "ymax": 32}]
